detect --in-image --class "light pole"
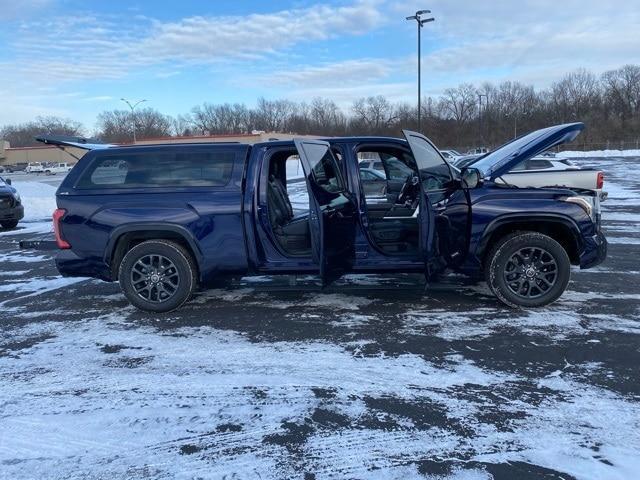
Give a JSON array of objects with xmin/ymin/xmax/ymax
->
[
  {"xmin": 477, "ymin": 93, "xmax": 487, "ymax": 145},
  {"xmin": 406, "ymin": 10, "xmax": 434, "ymax": 132},
  {"xmin": 120, "ymin": 98, "xmax": 147, "ymax": 143}
]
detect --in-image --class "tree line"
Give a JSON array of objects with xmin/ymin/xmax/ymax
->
[{"xmin": 2, "ymin": 64, "xmax": 639, "ymax": 150}]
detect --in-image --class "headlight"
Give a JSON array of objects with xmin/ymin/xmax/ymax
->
[
  {"xmin": 561, "ymin": 196, "xmax": 592, "ymax": 217},
  {"xmin": 12, "ymin": 191, "xmax": 21, "ymax": 203}
]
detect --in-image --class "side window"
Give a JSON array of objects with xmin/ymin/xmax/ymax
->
[
  {"xmin": 510, "ymin": 161, "xmax": 527, "ymax": 171},
  {"xmin": 285, "ymin": 155, "xmax": 310, "ymax": 214},
  {"xmin": 305, "ymin": 144, "xmax": 345, "ymax": 193},
  {"xmin": 527, "ymin": 159, "xmax": 553, "ymax": 170},
  {"xmin": 357, "ymin": 150, "xmax": 416, "ymax": 182},
  {"xmin": 78, "ymin": 150, "xmax": 235, "ymax": 188},
  {"xmin": 90, "ymin": 159, "xmax": 129, "ymax": 185}
]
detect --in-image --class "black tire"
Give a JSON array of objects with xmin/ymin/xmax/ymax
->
[
  {"xmin": 1, "ymin": 219, "xmax": 19, "ymax": 229},
  {"xmin": 485, "ymin": 232, "xmax": 570, "ymax": 308},
  {"xmin": 118, "ymin": 240, "xmax": 197, "ymax": 313}
]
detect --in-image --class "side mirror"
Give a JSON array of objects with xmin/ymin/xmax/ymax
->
[
  {"xmin": 5, "ymin": 178, "xmax": 11, "ymax": 185},
  {"xmin": 460, "ymin": 167, "xmax": 481, "ymax": 189}
]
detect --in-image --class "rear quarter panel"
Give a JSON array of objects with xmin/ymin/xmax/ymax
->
[{"xmin": 56, "ymin": 146, "xmax": 250, "ymax": 282}]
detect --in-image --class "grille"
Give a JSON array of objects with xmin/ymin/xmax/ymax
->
[{"xmin": 0, "ymin": 195, "xmax": 14, "ymax": 209}]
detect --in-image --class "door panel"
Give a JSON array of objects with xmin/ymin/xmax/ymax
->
[
  {"xmin": 402, "ymin": 130, "xmax": 453, "ymax": 277},
  {"xmin": 294, "ymin": 139, "xmax": 357, "ymax": 285}
]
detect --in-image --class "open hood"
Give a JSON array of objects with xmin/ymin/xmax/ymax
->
[
  {"xmin": 35, "ymin": 134, "xmax": 115, "ymax": 150},
  {"xmin": 470, "ymin": 123, "xmax": 584, "ymax": 180}
]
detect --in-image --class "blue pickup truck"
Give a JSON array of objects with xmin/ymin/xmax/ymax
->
[{"xmin": 39, "ymin": 123, "xmax": 606, "ymax": 312}]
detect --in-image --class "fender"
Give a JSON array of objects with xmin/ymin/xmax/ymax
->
[
  {"xmin": 104, "ymin": 222, "xmax": 204, "ymax": 271},
  {"xmin": 475, "ymin": 212, "xmax": 584, "ymax": 260}
]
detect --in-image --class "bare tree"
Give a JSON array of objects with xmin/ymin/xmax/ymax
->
[
  {"xmin": 438, "ymin": 84, "xmax": 478, "ymax": 144},
  {"xmin": 0, "ymin": 116, "xmax": 83, "ymax": 147},
  {"xmin": 351, "ymin": 96, "xmax": 398, "ymax": 134},
  {"xmin": 190, "ymin": 103, "xmax": 249, "ymax": 135},
  {"xmin": 602, "ymin": 65, "xmax": 640, "ymax": 128},
  {"xmin": 96, "ymin": 108, "xmax": 171, "ymax": 143},
  {"xmin": 251, "ymin": 98, "xmax": 295, "ymax": 132}
]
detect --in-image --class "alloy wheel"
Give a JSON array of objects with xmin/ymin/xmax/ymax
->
[
  {"xmin": 502, "ymin": 247, "xmax": 558, "ymax": 299},
  {"xmin": 130, "ymin": 254, "xmax": 180, "ymax": 303}
]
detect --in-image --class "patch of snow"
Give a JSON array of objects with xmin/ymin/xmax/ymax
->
[
  {"xmin": 0, "ymin": 251, "xmax": 49, "ymax": 263},
  {"xmin": 558, "ymin": 149, "xmax": 640, "ymax": 158},
  {"xmin": 11, "ymin": 179, "xmax": 57, "ymax": 222},
  {"xmin": 0, "ymin": 276, "xmax": 88, "ymax": 308}
]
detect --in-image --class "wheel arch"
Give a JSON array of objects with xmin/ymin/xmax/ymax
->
[
  {"xmin": 106, "ymin": 223, "xmax": 203, "ymax": 281},
  {"xmin": 478, "ymin": 214, "xmax": 582, "ymax": 267}
]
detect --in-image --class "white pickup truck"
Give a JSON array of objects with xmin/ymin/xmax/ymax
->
[
  {"xmin": 25, "ymin": 162, "xmax": 45, "ymax": 174},
  {"xmin": 43, "ymin": 163, "xmax": 73, "ymax": 175}
]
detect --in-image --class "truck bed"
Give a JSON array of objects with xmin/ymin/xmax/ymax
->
[{"xmin": 502, "ymin": 169, "xmax": 602, "ymax": 191}]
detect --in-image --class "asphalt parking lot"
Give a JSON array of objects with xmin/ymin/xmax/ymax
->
[{"xmin": 1, "ymin": 159, "xmax": 639, "ymax": 479}]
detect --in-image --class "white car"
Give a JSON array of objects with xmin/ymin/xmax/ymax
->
[
  {"xmin": 43, "ymin": 163, "xmax": 73, "ymax": 175},
  {"xmin": 510, "ymin": 157, "xmax": 579, "ymax": 172},
  {"xmin": 25, "ymin": 162, "xmax": 44, "ymax": 173},
  {"xmin": 440, "ymin": 149, "xmax": 464, "ymax": 162}
]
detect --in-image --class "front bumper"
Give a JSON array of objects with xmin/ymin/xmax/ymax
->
[
  {"xmin": 0, "ymin": 204, "xmax": 24, "ymax": 222},
  {"xmin": 579, "ymin": 231, "xmax": 607, "ymax": 269}
]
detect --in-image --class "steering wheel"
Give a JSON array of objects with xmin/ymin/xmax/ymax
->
[{"xmin": 396, "ymin": 174, "xmax": 420, "ymax": 205}]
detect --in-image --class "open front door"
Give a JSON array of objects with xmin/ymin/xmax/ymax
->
[
  {"xmin": 294, "ymin": 139, "xmax": 357, "ymax": 285},
  {"xmin": 402, "ymin": 130, "xmax": 455, "ymax": 279}
]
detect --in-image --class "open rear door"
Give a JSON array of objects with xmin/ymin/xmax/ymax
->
[
  {"xmin": 402, "ymin": 130, "xmax": 454, "ymax": 279},
  {"xmin": 294, "ymin": 139, "xmax": 357, "ymax": 286}
]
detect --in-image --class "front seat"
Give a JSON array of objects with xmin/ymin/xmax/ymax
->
[{"xmin": 268, "ymin": 174, "xmax": 310, "ymax": 254}]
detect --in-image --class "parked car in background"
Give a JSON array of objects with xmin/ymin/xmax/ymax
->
[
  {"xmin": 38, "ymin": 122, "xmax": 606, "ymax": 313},
  {"xmin": 44, "ymin": 163, "xmax": 73, "ymax": 175},
  {"xmin": 0, "ymin": 166, "xmax": 13, "ymax": 174},
  {"xmin": 467, "ymin": 147, "xmax": 489, "ymax": 155},
  {"xmin": 440, "ymin": 150, "xmax": 464, "ymax": 162},
  {"xmin": 510, "ymin": 157, "xmax": 579, "ymax": 171},
  {"xmin": 452, "ymin": 152, "xmax": 603, "ymax": 193},
  {"xmin": 454, "ymin": 153, "xmax": 577, "ymax": 172},
  {"xmin": 25, "ymin": 162, "xmax": 44, "ymax": 174},
  {"xmin": 0, "ymin": 176, "xmax": 24, "ymax": 229},
  {"xmin": 359, "ymin": 167, "xmax": 387, "ymax": 196}
]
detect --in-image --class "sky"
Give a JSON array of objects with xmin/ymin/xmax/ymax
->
[{"xmin": 1, "ymin": 0, "xmax": 639, "ymax": 131}]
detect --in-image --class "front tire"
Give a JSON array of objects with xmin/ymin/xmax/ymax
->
[
  {"xmin": 1, "ymin": 219, "xmax": 19, "ymax": 229},
  {"xmin": 118, "ymin": 240, "xmax": 197, "ymax": 313},
  {"xmin": 486, "ymin": 232, "xmax": 570, "ymax": 308}
]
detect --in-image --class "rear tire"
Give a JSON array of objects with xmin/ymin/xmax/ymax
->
[
  {"xmin": 118, "ymin": 240, "xmax": 197, "ymax": 313},
  {"xmin": 485, "ymin": 232, "xmax": 570, "ymax": 308},
  {"xmin": 1, "ymin": 220, "xmax": 19, "ymax": 229}
]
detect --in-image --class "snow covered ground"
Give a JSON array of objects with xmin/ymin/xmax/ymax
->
[
  {"xmin": 0, "ymin": 177, "xmax": 56, "ymax": 238},
  {"xmin": 558, "ymin": 149, "xmax": 640, "ymax": 158},
  {"xmin": 1, "ymin": 159, "xmax": 639, "ymax": 479}
]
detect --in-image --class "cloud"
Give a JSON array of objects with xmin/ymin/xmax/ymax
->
[
  {"xmin": 255, "ymin": 58, "xmax": 409, "ymax": 88},
  {"xmin": 6, "ymin": 1, "xmax": 384, "ymax": 84},
  {"xmin": 395, "ymin": 0, "xmax": 640, "ymax": 84},
  {"xmin": 0, "ymin": 0, "xmax": 53, "ymax": 21}
]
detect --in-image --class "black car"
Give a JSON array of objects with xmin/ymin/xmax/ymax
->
[{"xmin": 0, "ymin": 177, "xmax": 24, "ymax": 229}]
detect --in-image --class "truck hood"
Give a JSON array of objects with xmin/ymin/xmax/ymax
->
[{"xmin": 471, "ymin": 122, "xmax": 584, "ymax": 180}]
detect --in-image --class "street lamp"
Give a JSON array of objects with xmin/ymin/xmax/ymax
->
[
  {"xmin": 120, "ymin": 98, "xmax": 147, "ymax": 143},
  {"xmin": 406, "ymin": 10, "xmax": 435, "ymax": 131}
]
